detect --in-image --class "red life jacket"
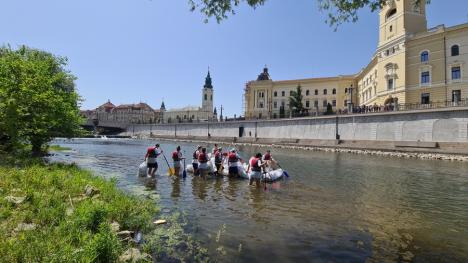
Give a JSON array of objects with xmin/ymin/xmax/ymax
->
[
  {"xmin": 263, "ymin": 153, "xmax": 271, "ymax": 161},
  {"xmin": 250, "ymin": 157, "xmax": 262, "ymax": 172},
  {"xmin": 172, "ymin": 151, "xmax": 180, "ymax": 161},
  {"xmin": 147, "ymin": 147, "xmax": 157, "ymax": 158},
  {"xmin": 228, "ymin": 153, "xmax": 238, "ymax": 163},
  {"xmin": 198, "ymin": 152, "xmax": 208, "ymax": 163}
]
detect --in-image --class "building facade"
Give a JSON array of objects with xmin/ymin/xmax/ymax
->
[
  {"xmin": 245, "ymin": 0, "xmax": 468, "ymax": 119},
  {"xmin": 81, "ymin": 100, "xmax": 162, "ymax": 124}
]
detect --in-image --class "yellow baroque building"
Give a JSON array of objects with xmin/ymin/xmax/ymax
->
[{"xmin": 244, "ymin": 0, "xmax": 468, "ymax": 119}]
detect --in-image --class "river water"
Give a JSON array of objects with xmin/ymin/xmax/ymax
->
[{"xmin": 51, "ymin": 138, "xmax": 468, "ymax": 262}]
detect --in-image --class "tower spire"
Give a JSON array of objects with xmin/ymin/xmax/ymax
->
[{"xmin": 204, "ymin": 69, "xmax": 213, "ymax": 89}]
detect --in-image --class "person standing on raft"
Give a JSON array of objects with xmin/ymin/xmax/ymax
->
[
  {"xmin": 197, "ymin": 147, "xmax": 210, "ymax": 177},
  {"xmin": 192, "ymin": 145, "xmax": 202, "ymax": 175},
  {"xmin": 172, "ymin": 146, "xmax": 185, "ymax": 176},
  {"xmin": 145, "ymin": 143, "xmax": 162, "ymax": 177},
  {"xmin": 248, "ymin": 153, "xmax": 267, "ymax": 188}
]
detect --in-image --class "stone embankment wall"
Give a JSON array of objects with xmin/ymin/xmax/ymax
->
[{"xmin": 124, "ymin": 108, "xmax": 468, "ymax": 143}]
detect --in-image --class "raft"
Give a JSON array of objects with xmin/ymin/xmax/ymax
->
[{"xmin": 138, "ymin": 162, "xmax": 147, "ymax": 177}]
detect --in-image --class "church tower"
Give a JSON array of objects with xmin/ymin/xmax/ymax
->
[
  {"xmin": 202, "ymin": 70, "xmax": 214, "ymax": 114},
  {"xmin": 378, "ymin": 0, "xmax": 427, "ymax": 47}
]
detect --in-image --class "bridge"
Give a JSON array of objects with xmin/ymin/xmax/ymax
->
[{"xmin": 82, "ymin": 119, "xmax": 127, "ymax": 135}]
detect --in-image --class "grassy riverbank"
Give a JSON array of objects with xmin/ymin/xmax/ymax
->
[{"xmin": 0, "ymin": 153, "xmax": 208, "ymax": 262}]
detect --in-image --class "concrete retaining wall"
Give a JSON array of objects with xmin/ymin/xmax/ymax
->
[{"xmin": 123, "ymin": 108, "xmax": 468, "ymax": 143}]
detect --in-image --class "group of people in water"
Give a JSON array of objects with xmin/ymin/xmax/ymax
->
[{"xmin": 144, "ymin": 143, "xmax": 276, "ymax": 187}]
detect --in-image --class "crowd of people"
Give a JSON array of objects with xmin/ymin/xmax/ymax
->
[{"xmin": 143, "ymin": 143, "xmax": 277, "ymax": 187}]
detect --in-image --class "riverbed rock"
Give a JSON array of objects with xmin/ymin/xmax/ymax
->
[
  {"xmin": 84, "ymin": 185, "xmax": 100, "ymax": 197},
  {"xmin": 153, "ymin": 219, "xmax": 167, "ymax": 225},
  {"xmin": 5, "ymin": 195, "xmax": 26, "ymax": 205},
  {"xmin": 118, "ymin": 248, "xmax": 151, "ymax": 263},
  {"xmin": 117, "ymin": 230, "xmax": 134, "ymax": 239}
]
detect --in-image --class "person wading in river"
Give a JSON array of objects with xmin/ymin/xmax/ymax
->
[
  {"xmin": 192, "ymin": 145, "xmax": 202, "ymax": 175},
  {"xmin": 212, "ymin": 143, "xmax": 219, "ymax": 155},
  {"xmin": 172, "ymin": 146, "xmax": 185, "ymax": 176},
  {"xmin": 248, "ymin": 153, "xmax": 266, "ymax": 188},
  {"xmin": 228, "ymin": 149, "xmax": 242, "ymax": 177},
  {"xmin": 263, "ymin": 150, "xmax": 277, "ymax": 170},
  {"xmin": 197, "ymin": 147, "xmax": 210, "ymax": 177},
  {"xmin": 214, "ymin": 147, "xmax": 224, "ymax": 176},
  {"xmin": 145, "ymin": 143, "xmax": 162, "ymax": 177}
]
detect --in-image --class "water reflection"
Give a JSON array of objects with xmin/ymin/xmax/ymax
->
[{"xmin": 50, "ymin": 138, "xmax": 468, "ymax": 262}]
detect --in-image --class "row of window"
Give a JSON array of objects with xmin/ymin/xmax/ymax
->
[
  {"xmin": 420, "ymin": 66, "xmax": 462, "ymax": 84},
  {"xmin": 420, "ymin": 45, "xmax": 460, "ymax": 63},
  {"xmin": 420, "ymin": 90, "xmax": 462, "ymax": 104},
  {"xmin": 271, "ymin": 100, "xmax": 338, "ymax": 109},
  {"xmin": 272, "ymin": 88, "xmax": 337, "ymax": 97}
]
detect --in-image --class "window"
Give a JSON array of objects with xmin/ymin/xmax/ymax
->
[
  {"xmin": 451, "ymin": 45, "xmax": 460, "ymax": 56},
  {"xmin": 421, "ymin": 51, "xmax": 429, "ymax": 62},
  {"xmin": 421, "ymin": 93, "xmax": 430, "ymax": 104},
  {"xmin": 281, "ymin": 101, "xmax": 285, "ymax": 107},
  {"xmin": 323, "ymin": 100, "xmax": 327, "ymax": 107},
  {"xmin": 306, "ymin": 90, "xmax": 310, "ymax": 96},
  {"xmin": 314, "ymin": 100, "xmax": 318, "ymax": 107},
  {"xmin": 344, "ymin": 100, "xmax": 348, "ymax": 107},
  {"xmin": 290, "ymin": 91, "xmax": 293, "ymax": 96},
  {"xmin": 274, "ymin": 101, "xmax": 277, "ymax": 108},
  {"xmin": 387, "ymin": 78, "xmax": 394, "ymax": 90},
  {"xmin": 323, "ymin": 89, "xmax": 327, "ymax": 95},
  {"xmin": 332, "ymin": 100, "xmax": 336, "ymax": 107},
  {"xmin": 332, "ymin": 88, "xmax": 336, "ymax": 95},
  {"xmin": 204, "ymin": 94, "xmax": 207, "ymax": 100},
  {"xmin": 386, "ymin": 50, "xmax": 390, "ymax": 56},
  {"xmin": 259, "ymin": 102, "xmax": 264, "ymax": 108},
  {"xmin": 452, "ymin": 66, "xmax": 461, "ymax": 80},
  {"xmin": 281, "ymin": 91, "xmax": 285, "ymax": 97},
  {"xmin": 274, "ymin": 91, "xmax": 277, "ymax": 97},
  {"xmin": 389, "ymin": 25, "xmax": 393, "ymax": 32},
  {"xmin": 314, "ymin": 89, "xmax": 318, "ymax": 95},
  {"xmin": 452, "ymin": 90, "xmax": 461, "ymax": 103},
  {"xmin": 345, "ymin": 88, "xmax": 348, "ymax": 94},
  {"xmin": 421, "ymin": 71, "xmax": 430, "ymax": 84},
  {"xmin": 386, "ymin": 8, "xmax": 397, "ymax": 21},
  {"xmin": 306, "ymin": 101, "xmax": 310, "ymax": 108}
]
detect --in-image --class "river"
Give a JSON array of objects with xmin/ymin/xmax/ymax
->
[{"xmin": 50, "ymin": 138, "xmax": 468, "ymax": 262}]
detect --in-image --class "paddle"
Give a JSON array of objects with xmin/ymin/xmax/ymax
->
[
  {"xmin": 162, "ymin": 152, "xmax": 175, "ymax": 176},
  {"xmin": 182, "ymin": 151, "xmax": 187, "ymax": 178},
  {"xmin": 263, "ymin": 169, "xmax": 267, "ymax": 191}
]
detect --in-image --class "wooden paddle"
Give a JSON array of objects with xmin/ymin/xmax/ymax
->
[{"xmin": 162, "ymin": 153, "xmax": 175, "ymax": 176}]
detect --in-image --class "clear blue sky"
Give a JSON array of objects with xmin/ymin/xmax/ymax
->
[{"xmin": 1, "ymin": 0, "xmax": 467, "ymax": 117}]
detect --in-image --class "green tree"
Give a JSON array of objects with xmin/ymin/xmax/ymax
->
[
  {"xmin": 289, "ymin": 84, "xmax": 304, "ymax": 117},
  {"xmin": 189, "ymin": 0, "xmax": 428, "ymax": 28},
  {"xmin": 0, "ymin": 45, "xmax": 83, "ymax": 155},
  {"xmin": 325, "ymin": 102, "xmax": 334, "ymax": 115}
]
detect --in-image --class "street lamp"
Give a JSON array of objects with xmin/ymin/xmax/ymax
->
[{"xmin": 347, "ymin": 84, "xmax": 354, "ymax": 114}]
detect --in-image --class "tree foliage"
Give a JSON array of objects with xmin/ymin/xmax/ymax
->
[
  {"xmin": 189, "ymin": 0, "xmax": 428, "ymax": 28},
  {"xmin": 0, "ymin": 46, "xmax": 83, "ymax": 155},
  {"xmin": 289, "ymin": 84, "xmax": 304, "ymax": 116}
]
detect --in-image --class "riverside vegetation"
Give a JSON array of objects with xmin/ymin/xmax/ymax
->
[{"xmin": 0, "ymin": 152, "xmax": 209, "ymax": 262}]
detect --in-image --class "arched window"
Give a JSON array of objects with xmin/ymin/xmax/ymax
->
[
  {"xmin": 323, "ymin": 89, "xmax": 327, "ymax": 95},
  {"xmin": 386, "ymin": 8, "xmax": 397, "ymax": 21},
  {"xmin": 345, "ymin": 88, "xmax": 348, "ymax": 94},
  {"xmin": 274, "ymin": 91, "xmax": 277, "ymax": 97},
  {"xmin": 289, "ymin": 90, "xmax": 293, "ymax": 96},
  {"xmin": 281, "ymin": 91, "xmax": 285, "ymax": 97},
  {"xmin": 332, "ymin": 88, "xmax": 336, "ymax": 95},
  {"xmin": 306, "ymin": 90, "xmax": 310, "ymax": 96},
  {"xmin": 314, "ymin": 89, "xmax": 318, "ymax": 95},
  {"xmin": 451, "ymin": 45, "xmax": 460, "ymax": 56},
  {"xmin": 421, "ymin": 51, "xmax": 429, "ymax": 62},
  {"xmin": 204, "ymin": 94, "xmax": 207, "ymax": 100}
]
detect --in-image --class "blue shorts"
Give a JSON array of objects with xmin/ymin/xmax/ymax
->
[
  {"xmin": 147, "ymin": 162, "xmax": 158, "ymax": 169},
  {"xmin": 228, "ymin": 166, "xmax": 238, "ymax": 175}
]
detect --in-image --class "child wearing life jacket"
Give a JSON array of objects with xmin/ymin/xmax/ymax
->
[
  {"xmin": 248, "ymin": 153, "xmax": 266, "ymax": 187},
  {"xmin": 145, "ymin": 143, "xmax": 162, "ymax": 177},
  {"xmin": 197, "ymin": 147, "xmax": 209, "ymax": 176},
  {"xmin": 171, "ymin": 146, "xmax": 185, "ymax": 176}
]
